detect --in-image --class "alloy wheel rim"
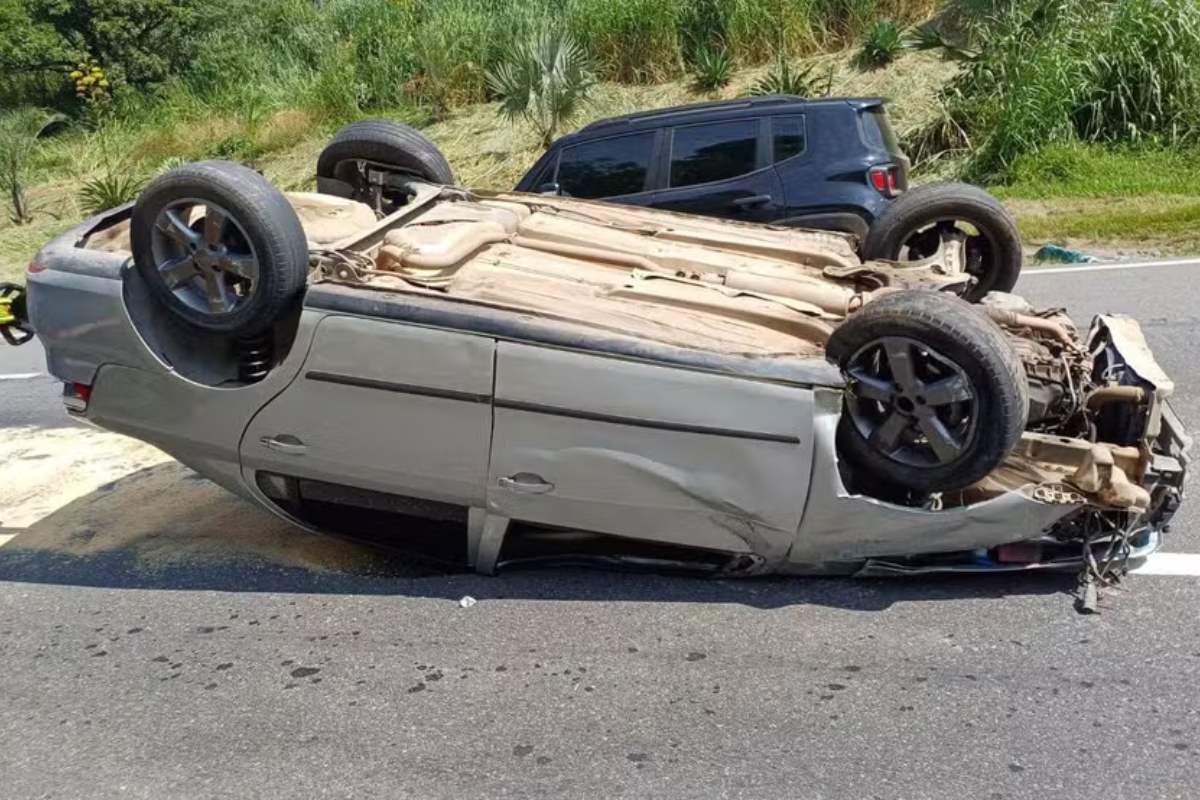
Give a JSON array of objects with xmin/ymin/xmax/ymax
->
[
  {"xmin": 844, "ymin": 336, "xmax": 978, "ymax": 468},
  {"xmin": 149, "ymin": 199, "xmax": 260, "ymax": 316}
]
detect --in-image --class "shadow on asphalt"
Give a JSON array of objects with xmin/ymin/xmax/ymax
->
[{"xmin": 0, "ymin": 463, "xmax": 1074, "ymax": 610}]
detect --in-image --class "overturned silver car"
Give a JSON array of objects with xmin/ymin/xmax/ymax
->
[{"xmin": 23, "ymin": 121, "xmax": 1188, "ymax": 585}]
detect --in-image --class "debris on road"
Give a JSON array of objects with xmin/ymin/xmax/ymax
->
[{"xmin": 1033, "ymin": 244, "xmax": 1098, "ymax": 264}]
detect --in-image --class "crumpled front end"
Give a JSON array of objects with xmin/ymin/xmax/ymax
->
[{"xmin": 800, "ymin": 307, "xmax": 1190, "ymax": 581}]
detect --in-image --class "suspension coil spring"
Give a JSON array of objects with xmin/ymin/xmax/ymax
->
[{"xmin": 235, "ymin": 331, "xmax": 273, "ymax": 384}]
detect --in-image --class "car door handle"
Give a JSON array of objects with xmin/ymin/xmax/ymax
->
[
  {"xmin": 730, "ymin": 194, "xmax": 771, "ymax": 208},
  {"xmin": 260, "ymin": 435, "xmax": 307, "ymax": 456},
  {"xmin": 498, "ymin": 473, "xmax": 555, "ymax": 495}
]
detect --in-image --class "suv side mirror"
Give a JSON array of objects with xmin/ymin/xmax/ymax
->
[{"xmin": 538, "ymin": 182, "xmax": 563, "ymax": 196}]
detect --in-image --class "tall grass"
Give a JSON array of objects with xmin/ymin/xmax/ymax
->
[
  {"xmin": 12, "ymin": 0, "xmax": 942, "ymax": 127},
  {"xmin": 935, "ymin": 0, "xmax": 1200, "ymax": 182}
]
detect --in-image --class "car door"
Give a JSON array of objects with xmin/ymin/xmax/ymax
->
[
  {"xmin": 770, "ymin": 113, "xmax": 823, "ymax": 214},
  {"xmin": 652, "ymin": 118, "xmax": 785, "ymax": 223},
  {"xmin": 241, "ymin": 314, "xmax": 495, "ymax": 509},
  {"xmin": 486, "ymin": 342, "xmax": 815, "ymax": 559},
  {"xmin": 544, "ymin": 130, "xmax": 661, "ymax": 208},
  {"xmin": 770, "ymin": 112, "xmax": 868, "ymax": 235}
]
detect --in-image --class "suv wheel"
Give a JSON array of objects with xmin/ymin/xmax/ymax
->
[{"xmin": 863, "ymin": 183, "xmax": 1023, "ymax": 302}]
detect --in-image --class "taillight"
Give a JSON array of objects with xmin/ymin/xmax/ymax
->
[
  {"xmin": 63, "ymin": 382, "xmax": 91, "ymax": 413},
  {"xmin": 27, "ymin": 261, "xmax": 47, "ymax": 274},
  {"xmin": 868, "ymin": 165, "xmax": 903, "ymax": 198},
  {"xmin": 869, "ymin": 168, "xmax": 888, "ymax": 193}
]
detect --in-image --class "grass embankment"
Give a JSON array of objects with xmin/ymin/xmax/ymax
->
[
  {"xmin": 995, "ymin": 146, "xmax": 1200, "ymax": 259},
  {"xmin": 3, "ymin": 57, "xmax": 1198, "ymax": 283},
  {"xmin": 0, "ymin": 49, "xmax": 957, "ymax": 283}
]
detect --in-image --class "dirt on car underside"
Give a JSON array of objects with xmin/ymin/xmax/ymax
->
[{"xmin": 304, "ymin": 189, "xmax": 974, "ymax": 356}]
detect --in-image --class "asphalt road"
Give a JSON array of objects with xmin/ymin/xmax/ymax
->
[{"xmin": 2, "ymin": 263, "xmax": 1199, "ymax": 799}]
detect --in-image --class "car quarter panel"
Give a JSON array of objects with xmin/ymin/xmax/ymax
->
[
  {"xmin": 786, "ymin": 388, "xmax": 1083, "ymax": 566},
  {"xmin": 28, "ymin": 209, "xmax": 162, "ymax": 386},
  {"xmin": 82, "ymin": 312, "xmax": 326, "ymax": 501},
  {"xmin": 241, "ymin": 315, "xmax": 496, "ymax": 508},
  {"xmin": 487, "ymin": 342, "xmax": 816, "ymax": 562}
]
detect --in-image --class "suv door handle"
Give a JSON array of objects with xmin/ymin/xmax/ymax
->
[
  {"xmin": 731, "ymin": 194, "xmax": 771, "ymax": 208},
  {"xmin": 498, "ymin": 473, "xmax": 555, "ymax": 495},
  {"xmin": 260, "ymin": 435, "xmax": 307, "ymax": 455}
]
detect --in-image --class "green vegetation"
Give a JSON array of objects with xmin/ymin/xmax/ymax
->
[
  {"xmin": 859, "ymin": 19, "xmax": 903, "ymax": 69},
  {"xmin": 0, "ymin": 108, "xmax": 65, "ymax": 224},
  {"xmin": 748, "ymin": 59, "xmax": 827, "ymax": 97},
  {"xmin": 487, "ymin": 32, "xmax": 595, "ymax": 148},
  {"xmin": 996, "ymin": 144, "xmax": 1200, "ymax": 201},
  {"xmin": 914, "ymin": 0, "xmax": 1200, "ymax": 182},
  {"xmin": 689, "ymin": 45, "xmax": 734, "ymax": 93},
  {"xmin": 4, "ymin": 0, "xmax": 1200, "ymax": 282}
]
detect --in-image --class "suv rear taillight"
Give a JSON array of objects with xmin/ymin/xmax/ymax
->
[
  {"xmin": 63, "ymin": 382, "xmax": 91, "ymax": 414},
  {"xmin": 868, "ymin": 165, "xmax": 903, "ymax": 198}
]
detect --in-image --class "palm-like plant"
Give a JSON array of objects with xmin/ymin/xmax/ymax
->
[
  {"xmin": 749, "ymin": 59, "xmax": 821, "ymax": 97},
  {"xmin": 690, "ymin": 44, "xmax": 733, "ymax": 92},
  {"xmin": 860, "ymin": 19, "xmax": 904, "ymax": 69},
  {"xmin": 0, "ymin": 108, "xmax": 66, "ymax": 225},
  {"xmin": 78, "ymin": 172, "xmax": 146, "ymax": 215},
  {"xmin": 487, "ymin": 31, "xmax": 595, "ymax": 148}
]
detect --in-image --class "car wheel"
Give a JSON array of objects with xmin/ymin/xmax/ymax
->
[
  {"xmin": 130, "ymin": 160, "xmax": 309, "ymax": 336},
  {"xmin": 826, "ymin": 290, "xmax": 1028, "ymax": 494},
  {"xmin": 863, "ymin": 183, "xmax": 1022, "ymax": 302},
  {"xmin": 316, "ymin": 119, "xmax": 454, "ymax": 211}
]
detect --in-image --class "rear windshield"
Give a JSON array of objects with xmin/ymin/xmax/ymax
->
[{"xmin": 859, "ymin": 107, "xmax": 903, "ymax": 156}]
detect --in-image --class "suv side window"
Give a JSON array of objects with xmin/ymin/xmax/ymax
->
[
  {"xmin": 668, "ymin": 119, "xmax": 759, "ymax": 189},
  {"xmin": 556, "ymin": 132, "xmax": 655, "ymax": 198},
  {"xmin": 772, "ymin": 115, "xmax": 806, "ymax": 163}
]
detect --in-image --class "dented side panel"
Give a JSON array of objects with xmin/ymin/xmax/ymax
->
[{"xmin": 488, "ymin": 343, "xmax": 815, "ymax": 561}]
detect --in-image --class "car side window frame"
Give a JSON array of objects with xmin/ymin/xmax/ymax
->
[
  {"xmin": 769, "ymin": 114, "xmax": 808, "ymax": 165},
  {"xmin": 552, "ymin": 130, "xmax": 663, "ymax": 199},
  {"xmin": 662, "ymin": 117, "xmax": 771, "ymax": 191},
  {"xmin": 530, "ymin": 154, "xmax": 560, "ymax": 190}
]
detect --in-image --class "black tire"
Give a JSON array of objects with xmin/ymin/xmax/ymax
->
[
  {"xmin": 863, "ymin": 183, "xmax": 1022, "ymax": 302},
  {"xmin": 316, "ymin": 119, "xmax": 454, "ymax": 204},
  {"xmin": 130, "ymin": 161, "xmax": 308, "ymax": 336},
  {"xmin": 827, "ymin": 290, "xmax": 1028, "ymax": 494}
]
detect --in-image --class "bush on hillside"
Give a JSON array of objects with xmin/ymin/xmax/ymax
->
[
  {"xmin": 859, "ymin": 19, "xmax": 903, "ymax": 68},
  {"xmin": 487, "ymin": 31, "xmax": 595, "ymax": 147},
  {"xmin": 689, "ymin": 44, "xmax": 733, "ymax": 92},
  {"xmin": 0, "ymin": 107, "xmax": 66, "ymax": 224},
  {"xmin": 933, "ymin": 0, "xmax": 1200, "ymax": 182}
]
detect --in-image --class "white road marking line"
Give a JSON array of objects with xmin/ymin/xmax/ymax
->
[
  {"xmin": 1025, "ymin": 257, "xmax": 1200, "ymax": 275},
  {"xmin": 0, "ymin": 372, "xmax": 43, "ymax": 381},
  {"xmin": 1131, "ymin": 551, "xmax": 1200, "ymax": 576}
]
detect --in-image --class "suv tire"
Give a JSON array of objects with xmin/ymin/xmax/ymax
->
[
  {"xmin": 864, "ymin": 183, "xmax": 1022, "ymax": 302},
  {"xmin": 130, "ymin": 161, "xmax": 309, "ymax": 336},
  {"xmin": 317, "ymin": 119, "xmax": 454, "ymax": 207}
]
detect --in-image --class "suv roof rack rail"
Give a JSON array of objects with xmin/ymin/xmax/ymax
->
[{"xmin": 579, "ymin": 95, "xmax": 806, "ymax": 133}]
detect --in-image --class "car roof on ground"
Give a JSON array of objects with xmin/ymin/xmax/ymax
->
[{"xmin": 573, "ymin": 96, "xmax": 886, "ymax": 138}]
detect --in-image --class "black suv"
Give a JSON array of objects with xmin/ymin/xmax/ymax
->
[{"xmin": 515, "ymin": 96, "xmax": 1021, "ymax": 298}]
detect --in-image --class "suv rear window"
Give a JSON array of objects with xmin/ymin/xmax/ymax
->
[
  {"xmin": 557, "ymin": 132, "xmax": 655, "ymax": 198},
  {"xmin": 669, "ymin": 120, "xmax": 759, "ymax": 188},
  {"xmin": 772, "ymin": 115, "xmax": 806, "ymax": 162},
  {"xmin": 859, "ymin": 107, "xmax": 903, "ymax": 156}
]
